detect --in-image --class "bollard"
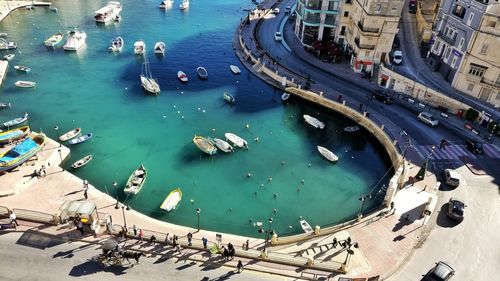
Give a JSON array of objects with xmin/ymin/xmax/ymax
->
[
  {"xmin": 271, "ymin": 233, "xmax": 278, "ymax": 244},
  {"xmin": 342, "ymin": 100, "xmax": 346, "ymax": 106},
  {"xmin": 314, "ymin": 225, "xmax": 320, "ymax": 235},
  {"xmin": 381, "ymin": 124, "xmax": 385, "ymax": 130}
]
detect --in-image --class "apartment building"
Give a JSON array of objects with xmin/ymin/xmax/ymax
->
[{"xmin": 294, "ymin": 0, "xmax": 342, "ymax": 46}]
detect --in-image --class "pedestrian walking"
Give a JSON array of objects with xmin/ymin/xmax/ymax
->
[
  {"xmin": 337, "ymin": 94, "xmax": 342, "ymax": 102},
  {"xmin": 41, "ymin": 165, "xmax": 46, "ymax": 177},
  {"xmin": 165, "ymin": 233, "xmax": 170, "ymax": 245},
  {"xmin": 187, "ymin": 232, "xmax": 193, "ymax": 246},
  {"xmin": 390, "ymin": 202, "xmax": 396, "ymax": 215},
  {"xmin": 202, "ymin": 236, "xmax": 208, "ymax": 249},
  {"xmin": 175, "ymin": 243, "xmax": 182, "ymax": 254},
  {"xmin": 138, "ymin": 228, "xmax": 144, "ymax": 243},
  {"xmin": 150, "ymin": 235, "xmax": 156, "ymax": 246},
  {"xmin": 9, "ymin": 210, "xmax": 19, "ymax": 226},
  {"xmin": 77, "ymin": 220, "xmax": 84, "ymax": 236},
  {"xmin": 244, "ymin": 239, "xmax": 249, "ymax": 251},
  {"xmin": 83, "ymin": 188, "xmax": 88, "ymax": 200},
  {"xmin": 133, "ymin": 224, "xmax": 138, "ymax": 236},
  {"xmin": 237, "ymin": 260, "xmax": 244, "ymax": 273},
  {"xmin": 440, "ymin": 139, "xmax": 447, "ymax": 150},
  {"xmin": 332, "ymin": 237, "xmax": 338, "ymax": 248}
]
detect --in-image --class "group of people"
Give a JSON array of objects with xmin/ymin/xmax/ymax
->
[{"xmin": 220, "ymin": 242, "xmax": 235, "ymax": 260}]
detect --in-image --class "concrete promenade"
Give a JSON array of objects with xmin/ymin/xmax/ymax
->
[{"xmin": 0, "ymin": 1, "xmax": 51, "ymax": 22}]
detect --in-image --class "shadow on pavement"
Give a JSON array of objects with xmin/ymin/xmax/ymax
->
[
  {"xmin": 16, "ymin": 230, "xmax": 65, "ymax": 250},
  {"xmin": 436, "ymin": 203, "xmax": 459, "ymax": 228},
  {"xmin": 53, "ymin": 243, "xmax": 94, "ymax": 259},
  {"xmin": 69, "ymin": 260, "xmax": 129, "ymax": 276}
]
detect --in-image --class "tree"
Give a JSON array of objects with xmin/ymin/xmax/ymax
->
[{"xmin": 464, "ymin": 108, "xmax": 479, "ymax": 122}]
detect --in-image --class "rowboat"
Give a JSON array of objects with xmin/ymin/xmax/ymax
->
[
  {"xmin": 0, "ymin": 102, "xmax": 10, "ymax": 109},
  {"xmin": 0, "ymin": 125, "xmax": 30, "ymax": 145},
  {"xmin": 223, "ymin": 92, "xmax": 235, "ymax": 104},
  {"xmin": 299, "ymin": 219, "xmax": 313, "ymax": 234},
  {"xmin": 159, "ymin": 0, "xmax": 173, "ymax": 9},
  {"xmin": 49, "ymin": 5, "xmax": 58, "ymax": 12},
  {"xmin": 281, "ymin": 92, "xmax": 290, "ymax": 101},
  {"xmin": 3, "ymin": 113, "xmax": 28, "ymax": 128},
  {"xmin": 230, "ymin": 64, "xmax": 241, "ymax": 74},
  {"xmin": 0, "ymin": 134, "xmax": 45, "ymax": 172},
  {"xmin": 179, "ymin": 0, "xmax": 189, "ymax": 10},
  {"xmin": 317, "ymin": 145, "xmax": 338, "ymax": 162},
  {"xmin": 109, "ymin": 36, "xmax": 123, "ymax": 52},
  {"xmin": 154, "ymin": 41, "xmax": 166, "ymax": 55},
  {"xmin": 3, "ymin": 54, "xmax": 15, "ymax": 61},
  {"xmin": 193, "ymin": 135, "xmax": 217, "ymax": 155},
  {"xmin": 224, "ymin": 133, "xmax": 248, "ymax": 148},
  {"xmin": 160, "ymin": 188, "xmax": 182, "ymax": 211},
  {"xmin": 123, "ymin": 164, "xmax": 147, "ymax": 195},
  {"xmin": 177, "ymin": 70, "xmax": 188, "ymax": 83},
  {"xmin": 303, "ymin": 114, "xmax": 325, "ymax": 129},
  {"xmin": 68, "ymin": 133, "xmax": 93, "ymax": 145},
  {"xmin": 15, "ymin": 81, "xmax": 36, "ymax": 88},
  {"xmin": 196, "ymin": 66, "xmax": 208, "ymax": 80},
  {"xmin": 59, "ymin": 128, "xmax": 81, "ymax": 142},
  {"xmin": 44, "ymin": 32, "xmax": 64, "ymax": 47},
  {"xmin": 14, "ymin": 65, "xmax": 31, "ymax": 73},
  {"xmin": 134, "ymin": 40, "xmax": 145, "ymax": 55},
  {"xmin": 0, "ymin": 33, "xmax": 7, "ymax": 37},
  {"xmin": 344, "ymin": 126, "xmax": 360, "ymax": 132},
  {"xmin": 71, "ymin": 155, "xmax": 92, "ymax": 169},
  {"xmin": 213, "ymin": 138, "xmax": 233, "ymax": 153}
]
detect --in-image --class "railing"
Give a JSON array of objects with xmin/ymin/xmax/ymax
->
[
  {"xmin": 354, "ymin": 37, "xmax": 375, "ymax": 50},
  {"xmin": 303, "ymin": 12, "xmax": 321, "ymax": 24},
  {"xmin": 437, "ymin": 31, "xmax": 456, "ymax": 45},
  {"xmin": 357, "ymin": 21, "xmax": 380, "ymax": 34},
  {"xmin": 481, "ymin": 77, "xmax": 500, "ymax": 87},
  {"xmin": 0, "ymin": 206, "xmax": 59, "ymax": 224}
]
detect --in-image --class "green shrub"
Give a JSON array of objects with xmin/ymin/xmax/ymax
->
[{"xmin": 464, "ymin": 108, "xmax": 479, "ymax": 122}]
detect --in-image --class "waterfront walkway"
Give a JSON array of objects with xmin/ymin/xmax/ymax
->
[{"xmin": 0, "ymin": 1, "xmax": 51, "ymax": 22}]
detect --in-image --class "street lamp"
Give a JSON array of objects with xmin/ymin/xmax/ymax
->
[
  {"xmin": 357, "ymin": 194, "xmax": 372, "ymax": 220},
  {"xmin": 263, "ymin": 217, "xmax": 273, "ymax": 254},
  {"xmin": 196, "ymin": 208, "xmax": 201, "ymax": 231},
  {"xmin": 401, "ymin": 138, "xmax": 412, "ymax": 173},
  {"xmin": 416, "ymin": 145, "xmax": 435, "ymax": 180},
  {"xmin": 57, "ymin": 148, "xmax": 63, "ymax": 171},
  {"xmin": 54, "ymin": 125, "xmax": 61, "ymax": 147},
  {"xmin": 340, "ymin": 237, "xmax": 359, "ymax": 272},
  {"xmin": 121, "ymin": 204, "xmax": 129, "ymax": 229}
]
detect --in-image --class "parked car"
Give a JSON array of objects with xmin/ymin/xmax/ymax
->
[
  {"xmin": 424, "ymin": 261, "xmax": 455, "ymax": 280},
  {"xmin": 447, "ymin": 198, "xmax": 465, "ymax": 222},
  {"xmin": 372, "ymin": 90, "xmax": 393, "ymax": 104},
  {"xmin": 273, "ymin": 8, "xmax": 280, "ymax": 14},
  {"xmin": 409, "ymin": 0, "xmax": 417, "ymax": 14},
  {"xmin": 418, "ymin": 112, "xmax": 439, "ymax": 127},
  {"xmin": 274, "ymin": 32, "xmax": 283, "ymax": 41},
  {"xmin": 285, "ymin": 6, "xmax": 291, "ymax": 15},
  {"xmin": 466, "ymin": 139, "xmax": 483, "ymax": 154},
  {"xmin": 443, "ymin": 169, "xmax": 460, "ymax": 188},
  {"xmin": 393, "ymin": 36, "xmax": 400, "ymax": 48},
  {"xmin": 393, "ymin": 50, "xmax": 403, "ymax": 65}
]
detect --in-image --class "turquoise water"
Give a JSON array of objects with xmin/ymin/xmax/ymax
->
[{"xmin": 0, "ymin": 0, "xmax": 392, "ymax": 237}]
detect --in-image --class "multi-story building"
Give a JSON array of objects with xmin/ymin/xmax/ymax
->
[
  {"xmin": 452, "ymin": 4, "xmax": 500, "ymax": 106},
  {"xmin": 294, "ymin": 0, "xmax": 342, "ymax": 46}
]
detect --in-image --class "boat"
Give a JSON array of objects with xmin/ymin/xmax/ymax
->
[
  {"xmin": 2, "ymin": 113, "xmax": 28, "ymax": 128},
  {"xmin": 179, "ymin": 0, "xmax": 189, "ymax": 10},
  {"xmin": 0, "ymin": 33, "xmax": 7, "ymax": 37},
  {"xmin": 0, "ymin": 134, "xmax": 45, "ymax": 172},
  {"xmin": 44, "ymin": 32, "xmax": 64, "ymax": 47},
  {"xmin": 317, "ymin": 145, "xmax": 338, "ymax": 162},
  {"xmin": 196, "ymin": 66, "xmax": 208, "ymax": 80},
  {"xmin": 0, "ymin": 39, "xmax": 17, "ymax": 50},
  {"xmin": 134, "ymin": 40, "xmax": 145, "ymax": 55},
  {"xmin": 299, "ymin": 219, "xmax": 313, "ymax": 234},
  {"xmin": 3, "ymin": 54, "xmax": 14, "ymax": 61},
  {"xmin": 0, "ymin": 102, "xmax": 11, "ymax": 109},
  {"xmin": 223, "ymin": 92, "xmax": 235, "ymax": 104},
  {"xmin": 303, "ymin": 114, "xmax": 325, "ymax": 129},
  {"xmin": 63, "ymin": 29, "xmax": 87, "ymax": 51},
  {"xmin": 15, "ymin": 81, "xmax": 36, "ymax": 88},
  {"xmin": 154, "ymin": 41, "xmax": 165, "ymax": 55},
  {"xmin": 159, "ymin": 0, "xmax": 173, "ymax": 9},
  {"xmin": 25, "ymin": 4, "xmax": 34, "ymax": 10},
  {"xmin": 177, "ymin": 71, "xmax": 188, "ymax": 83},
  {"xmin": 95, "ymin": 1, "xmax": 122, "ymax": 23},
  {"xmin": 193, "ymin": 135, "xmax": 217, "ymax": 155},
  {"xmin": 123, "ymin": 164, "xmax": 148, "ymax": 195},
  {"xmin": 14, "ymin": 65, "xmax": 31, "ymax": 73},
  {"xmin": 68, "ymin": 133, "xmax": 93, "ymax": 145},
  {"xmin": 230, "ymin": 64, "xmax": 241, "ymax": 74},
  {"xmin": 344, "ymin": 126, "xmax": 360, "ymax": 132},
  {"xmin": 141, "ymin": 56, "xmax": 160, "ymax": 95},
  {"xmin": 59, "ymin": 128, "xmax": 81, "ymax": 142},
  {"xmin": 213, "ymin": 138, "xmax": 233, "ymax": 153},
  {"xmin": 160, "ymin": 188, "xmax": 182, "ymax": 211},
  {"xmin": 281, "ymin": 92, "xmax": 290, "ymax": 101},
  {"xmin": 224, "ymin": 133, "xmax": 248, "ymax": 148},
  {"xmin": 49, "ymin": 5, "xmax": 58, "ymax": 12},
  {"xmin": 71, "ymin": 155, "xmax": 92, "ymax": 169},
  {"xmin": 108, "ymin": 36, "xmax": 124, "ymax": 52},
  {"xmin": 0, "ymin": 125, "xmax": 30, "ymax": 145}
]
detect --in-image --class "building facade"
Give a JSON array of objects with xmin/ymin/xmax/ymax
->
[{"xmin": 294, "ymin": 0, "xmax": 342, "ymax": 46}]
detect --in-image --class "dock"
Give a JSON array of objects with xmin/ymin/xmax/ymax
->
[
  {"xmin": 0, "ymin": 1, "xmax": 52, "ymax": 22},
  {"xmin": 0, "ymin": 60, "xmax": 7, "ymax": 87}
]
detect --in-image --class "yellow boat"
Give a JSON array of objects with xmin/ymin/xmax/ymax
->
[
  {"xmin": 160, "ymin": 188, "xmax": 182, "ymax": 212},
  {"xmin": 0, "ymin": 125, "xmax": 30, "ymax": 145},
  {"xmin": 0, "ymin": 133, "xmax": 45, "ymax": 172}
]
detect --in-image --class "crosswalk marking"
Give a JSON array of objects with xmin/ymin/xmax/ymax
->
[{"xmin": 410, "ymin": 143, "xmax": 500, "ymax": 161}]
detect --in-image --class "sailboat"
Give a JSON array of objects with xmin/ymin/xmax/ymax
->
[{"xmin": 140, "ymin": 55, "xmax": 160, "ymax": 95}]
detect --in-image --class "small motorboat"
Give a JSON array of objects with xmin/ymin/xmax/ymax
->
[
  {"xmin": 59, "ymin": 128, "xmax": 81, "ymax": 142},
  {"xmin": 154, "ymin": 41, "xmax": 166, "ymax": 55},
  {"xmin": 193, "ymin": 135, "xmax": 217, "ymax": 155},
  {"xmin": 159, "ymin": 0, "xmax": 173, "ymax": 9},
  {"xmin": 15, "ymin": 81, "xmax": 36, "ymax": 88},
  {"xmin": 44, "ymin": 32, "xmax": 64, "ymax": 47},
  {"xmin": 0, "ymin": 41, "xmax": 17, "ymax": 50},
  {"xmin": 0, "ymin": 33, "xmax": 7, "ymax": 37},
  {"xmin": 49, "ymin": 5, "xmax": 58, "ymax": 12},
  {"xmin": 160, "ymin": 187, "xmax": 182, "ymax": 211},
  {"xmin": 223, "ymin": 92, "xmax": 235, "ymax": 104},
  {"xmin": 179, "ymin": 0, "xmax": 189, "ymax": 10},
  {"xmin": 123, "ymin": 164, "xmax": 148, "ymax": 195},
  {"xmin": 3, "ymin": 54, "xmax": 15, "ymax": 61},
  {"xmin": 177, "ymin": 70, "xmax": 188, "ymax": 83},
  {"xmin": 0, "ymin": 102, "xmax": 11, "ymax": 109},
  {"xmin": 196, "ymin": 66, "xmax": 208, "ymax": 80},
  {"xmin": 68, "ymin": 133, "xmax": 93, "ymax": 145},
  {"xmin": 71, "ymin": 155, "xmax": 92, "ymax": 169},
  {"xmin": 281, "ymin": 92, "xmax": 290, "ymax": 101},
  {"xmin": 0, "ymin": 134, "xmax": 45, "ymax": 172},
  {"xmin": 109, "ymin": 36, "xmax": 124, "ymax": 52},
  {"xmin": 63, "ymin": 29, "xmax": 87, "ymax": 51},
  {"xmin": 0, "ymin": 125, "xmax": 30, "ymax": 145},
  {"xmin": 134, "ymin": 40, "xmax": 146, "ymax": 55},
  {"xmin": 344, "ymin": 126, "xmax": 360, "ymax": 132},
  {"xmin": 224, "ymin": 133, "xmax": 248, "ymax": 148},
  {"xmin": 303, "ymin": 114, "xmax": 325, "ymax": 129},
  {"xmin": 299, "ymin": 219, "xmax": 313, "ymax": 234},
  {"xmin": 25, "ymin": 4, "xmax": 34, "ymax": 10},
  {"xmin": 14, "ymin": 65, "xmax": 31, "ymax": 73},
  {"xmin": 230, "ymin": 64, "xmax": 241, "ymax": 74},
  {"xmin": 317, "ymin": 145, "xmax": 338, "ymax": 162},
  {"xmin": 3, "ymin": 113, "xmax": 28, "ymax": 128},
  {"xmin": 213, "ymin": 138, "xmax": 233, "ymax": 153}
]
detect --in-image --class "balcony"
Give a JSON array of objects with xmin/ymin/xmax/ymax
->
[
  {"xmin": 437, "ymin": 31, "xmax": 456, "ymax": 45},
  {"xmin": 303, "ymin": 13, "xmax": 322, "ymax": 24},
  {"xmin": 357, "ymin": 21, "xmax": 380, "ymax": 34},
  {"xmin": 481, "ymin": 77, "xmax": 500, "ymax": 87},
  {"xmin": 304, "ymin": 0, "xmax": 322, "ymax": 10},
  {"xmin": 354, "ymin": 37, "xmax": 375, "ymax": 50}
]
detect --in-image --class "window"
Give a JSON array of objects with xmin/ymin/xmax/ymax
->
[
  {"xmin": 340, "ymin": 26, "xmax": 346, "ymax": 36},
  {"xmin": 433, "ymin": 40, "xmax": 442, "ymax": 52},
  {"xmin": 479, "ymin": 44, "xmax": 488, "ymax": 55},
  {"xmin": 451, "ymin": 56, "xmax": 458, "ymax": 68},
  {"xmin": 496, "ymin": 92, "xmax": 500, "ymax": 101},
  {"xmin": 486, "ymin": 20, "xmax": 496, "ymax": 28},
  {"xmin": 496, "ymin": 74, "xmax": 500, "ymax": 86},
  {"xmin": 468, "ymin": 64, "xmax": 487, "ymax": 77},
  {"xmin": 458, "ymin": 38, "xmax": 465, "ymax": 49},
  {"xmin": 365, "ymin": 51, "xmax": 370, "ymax": 57},
  {"xmin": 467, "ymin": 13, "xmax": 474, "ymax": 26},
  {"xmin": 467, "ymin": 83, "xmax": 475, "ymax": 91},
  {"xmin": 444, "ymin": 47, "xmax": 451, "ymax": 61},
  {"xmin": 479, "ymin": 88, "xmax": 492, "ymax": 101},
  {"xmin": 452, "ymin": 5, "xmax": 466, "ymax": 19},
  {"xmin": 344, "ymin": 11, "xmax": 349, "ymax": 17},
  {"xmin": 375, "ymin": 4, "xmax": 381, "ymax": 13}
]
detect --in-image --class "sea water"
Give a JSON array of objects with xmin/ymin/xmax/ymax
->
[{"xmin": 0, "ymin": 0, "xmax": 392, "ymax": 237}]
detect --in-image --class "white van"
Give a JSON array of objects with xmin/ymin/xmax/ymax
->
[{"xmin": 443, "ymin": 169, "xmax": 460, "ymax": 187}]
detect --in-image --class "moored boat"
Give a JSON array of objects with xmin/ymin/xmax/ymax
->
[
  {"xmin": 123, "ymin": 164, "xmax": 147, "ymax": 195},
  {"xmin": 223, "ymin": 92, "xmax": 235, "ymax": 104},
  {"xmin": 3, "ymin": 113, "xmax": 28, "ymax": 128},
  {"xmin": 177, "ymin": 70, "xmax": 188, "ymax": 83},
  {"xmin": 303, "ymin": 114, "xmax": 325, "ymax": 129},
  {"xmin": 109, "ymin": 36, "xmax": 123, "ymax": 52},
  {"xmin": 0, "ymin": 133, "xmax": 45, "ymax": 172},
  {"xmin": 224, "ymin": 133, "xmax": 248, "ymax": 148},
  {"xmin": 193, "ymin": 135, "xmax": 217, "ymax": 155},
  {"xmin": 15, "ymin": 81, "xmax": 36, "ymax": 88},
  {"xmin": 299, "ymin": 219, "xmax": 313, "ymax": 234},
  {"xmin": 14, "ymin": 65, "xmax": 31, "ymax": 73},
  {"xmin": 159, "ymin": 0, "xmax": 173, "ymax": 9},
  {"xmin": 44, "ymin": 32, "xmax": 64, "ymax": 47},
  {"xmin": 49, "ymin": 5, "xmax": 58, "ymax": 12},
  {"xmin": 68, "ymin": 133, "xmax": 93, "ymax": 145},
  {"xmin": 213, "ymin": 138, "xmax": 233, "ymax": 153},
  {"xmin": 196, "ymin": 66, "xmax": 208, "ymax": 80},
  {"xmin": 134, "ymin": 40, "xmax": 145, "ymax": 55},
  {"xmin": 154, "ymin": 41, "xmax": 166, "ymax": 55},
  {"xmin": 63, "ymin": 29, "xmax": 87, "ymax": 51},
  {"xmin": 59, "ymin": 128, "xmax": 81, "ymax": 142},
  {"xmin": 281, "ymin": 92, "xmax": 290, "ymax": 101},
  {"xmin": 95, "ymin": 1, "xmax": 122, "ymax": 23},
  {"xmin": 230, "ymin": 64, "xmax": 241, "ymax": 74},
  {"xmin": 317, "ymin": 145, "xmax": 338, "ymax": 162},
  {"xmin": 0, "ymin": 125, "xmax": 30, "ymax": 145},
  {"xmin": 160, "ymin": 188, "xmax": 182, "ymax": 211},
  {"xmin": 0, "ymin": 39, "xmax": 17, "ymax": 50},
  {"xmin": 179, "ymin": 0, "xmax": 189, "ymax": 10},
  {"xmin": 3, "ymin": 54, "xmax": 14, "ymax": 61},
  {"xmin": 344, "ymin": 126, "xmax": 360, "ymax": 132},
  {"xmin": 141, "ymin": 56, "xmax": 160, "ymax": 95},
  {"xmin": 71, "ymin": 155, "xmax": 92, "ymax": 169},
  {"xmin": 0, "ymin": 102, "xmax": 11, "ymax": 109}
]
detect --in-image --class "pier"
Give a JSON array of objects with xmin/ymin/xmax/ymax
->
[{"xmin": 0, "ymin": 1, "xmax": 51, "ymax": 22}]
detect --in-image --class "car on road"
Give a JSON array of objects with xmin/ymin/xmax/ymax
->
[
  {"xmin": 393, "ymin": 36, "xmax": 400, "ymax": 48},
  {"xmin": 393, "ymin": 50, "xmax": 403, "ymax": 65},
  {"xmin": 466, "ymin": 139, "xmax": 483, "ymax": 154},
  {"xmin": 447, "ymin": 198, "xmax": 465, "ymax": 222},
  {"xmin": 424, "ymin": 261, "xmax": 455, "ymax": 280},
  {"xmin": 417, "ymin": 112, "xmax": 439, "ymax": 127},
  {"xmin": 274, "ymin": 32, "xmax": 283, "ymax": 41},
  {"xmin": 409, "ymin": 0, "xmax": 417, "ymax": 14},
  {"xmin": 273, "ymin": 8, "xmax": 280, "ymax": 14},
  {"xmin": 285, "ymin": 6, "xmax": 291, "ymax": 15},
  {"xmin": 443, "ymin": 169, "xmax": 460, "ymax": 188},
  {"xmin": 372, "ymin": 90, "xmax": 393, "ymax": 104}
]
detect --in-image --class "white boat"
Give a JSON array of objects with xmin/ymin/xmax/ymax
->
[
  {"xmin": 154, "ymin": 41, "xmax": 165, "ymax": 55},
  {"xmin": 14, "ymin": 65, "xmax": 31, "ymax": 73},
  {"xmin": 299, "ymin": 219, "xmax": 313, "ymax": 234},
  {"xmin": 134, "ymin": 40, "xmax": 145, "ymax": 55},
  {"xmin": 49, "ymin": 5, "xmax": 58, "ymax": 12},
  {"xmin": 0, "ymin": 102, "xmax": 11, "ymax": 109},
  {"xmin": 213, "ymin": 138, "xmax": 233, "ymax": 153},
  {"xmin": 281, "ymin": 92, "xmax": 290, "ymax": 101},
  {"xmin": 179, "ymin": 0, "xmax": 189, "ymax": 10},
  {"xmin": 95, "ymin": 1, "xmax": 122, "ymax": 23},
  {"xmin": 123, "ymin": 164, "xmax": 147, "ymax": 195},
  {"xmin": 2, "ymin": 113, "xmax": 28, "ymax": 128},
  {"xmin": 159, "ymin": 0, "xmax": 173, "ymax": 9},
  {"xmin": 3, "ymin": 54, "xmax": 15, "ymax": 61},
  {"xmin": 177, "ymin": 70, "xmax": 188, "ymax": 83},
  {"xmin": 71, "ymin": 155, "xmax": 92, "ymax": 169},
  {"xmin": 160, "ymin": 188, "xmax": 182, "ymax": 212},
  {"xmin": 15, "ymin": 81, "xmax": 36, "ymax": 88},
  {"xmin": 141, "ymin": 56, "xmax": 160, "ymax": 95},
  {"xmin": 25, "ymin": 4, "xmax": 34, "ymax": 10},
  {"xmin": 193, "ymin": 136, "xmax": 217, "ymax": 155},
  {"xmin": 0, "ymin": 39, "xmax": 17, "ymax": 50},
  {"xmin": 317, "ymin": 146, "xmax": 338, "ymax": 162},
  {"xmin": 224, "ymin": 133, "xmax": 248, "ymax": 148},
  {"xmin": 344, "ymin": 126, "xmax": 360, "ymax": 132},
  {"xmin": 59, "ymin": 128, "xmax": 81, "ymax": 142},
  {"xmin": 196, "ymin": 66, "xmax": 208, "ymax": 79},
  {"xmin": 303, "ymin": 114, "xmax": 325, "ymax": 129},
  {"xmin": 63, "ymin": 29, "xmax": 87, "ymax": 51},
  {"xmin": 230, "ymin": 64, "xmax": 241, "ymax": 74},
  {"xmin": 223, "ymin": 92, "xmax": 235, "ymax": 104},
  {"xmin": 109, "ymin": 36, "xmax": 124, "ymax": 52},
  {"xmin": 0, "ymin": 33, "xmax": 7, "ymax": 37},
  {"xmin": 44, "ymin": 32, "xmax": 64, "ymax": 47}
]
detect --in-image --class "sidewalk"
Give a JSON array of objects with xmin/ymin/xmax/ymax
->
[{"xmin": 0, "ymin": 1, "xmax": 51, "ymax": 22}]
